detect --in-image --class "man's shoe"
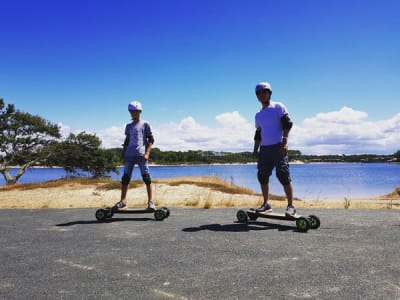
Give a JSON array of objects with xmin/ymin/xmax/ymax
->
[
  {"xmin": 111, "ymin": 201, "xmax": 126, "ymax": 212},
  {"xmin": 256, "ymin": 203, "xmax": 272, "ymax": 213},
  {"xmin": 285, "ymin": 205, "xmax": 296, "ymax": 216},
  {"xmin": 147, "ymin": 201, "xmax": 156, "ymax": 211}
]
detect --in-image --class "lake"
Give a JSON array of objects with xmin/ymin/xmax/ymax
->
[{"xmin": 2, "ymin": 163, "xmax": 399, "ymax": 200}]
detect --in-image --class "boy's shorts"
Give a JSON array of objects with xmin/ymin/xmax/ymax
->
[
  {"xmin": 257, "ymin": 143, "xmax": 291, "ymax": 186},
  {"xmin": 123, "ymin": 156, "xmax": 150, "ymax": 179}
]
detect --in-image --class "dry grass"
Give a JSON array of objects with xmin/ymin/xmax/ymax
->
[
  {"xmin": 376, "ymin": 187, "xmax": 400, "ymax": 199},
  {"xmin": 153, "ymin": 176, "xmax": 256, "ymax": 195},
  {"xmin": 0, "ymin": 178, "xmax": 107, "ymax": 191},
  {"xmin": 0, "ymin": 177, "xmax": 398, "ymax": 210}
]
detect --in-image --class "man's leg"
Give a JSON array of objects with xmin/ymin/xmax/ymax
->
[
  {"xmin": 260, "ymin": 183, "xmax": 269, "ymax": 206},
  {"xmin": 283, "ymin": 182, "xmax": 293, "ymax": 207},
  {"xmin": 257, "ymin": 146, "xmax": 273, "ymax": 212}
]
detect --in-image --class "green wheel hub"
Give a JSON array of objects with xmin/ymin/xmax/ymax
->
[
  {"xmin": 296, "ymin": 217, "xmax": 310, "ymax": 232},
  {"xmin": 95, "ymin": 209, "xmax": 106, "ymax": 221},
  {"xmin": 236, "ymin": 210, "xmax": 248, "ymax": 223},
  {"xmin": 154, "ymin": 209, "xmax": 166, "ymax": 221},
  {"xmin": 308, "ymin": 215, "xmax": 321, "ymax": 229}
]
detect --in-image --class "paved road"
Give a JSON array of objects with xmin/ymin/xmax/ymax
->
[{"xmin": 0, "ymin": 208, "xmax": 399, "ymax": 299}]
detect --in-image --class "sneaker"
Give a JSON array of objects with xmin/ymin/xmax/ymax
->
[
  {"xmin": 112, "ymin": 201, "xmax": 127, "ymax": 212},
  {"xmin": 285, "ymin": 205, "xmax": 296, "ymax": 216},
  {"xmin": 147, "ymin": 201, "xmax": 156, "ymax": 211},
  {"xmin": 256, "ymin": 203, "xmax": 272, "ymax": 213}
]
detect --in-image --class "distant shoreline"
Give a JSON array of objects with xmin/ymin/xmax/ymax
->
[{"xmin": 7, "ymin": 160, "xmax": 400, "ymax": 169}]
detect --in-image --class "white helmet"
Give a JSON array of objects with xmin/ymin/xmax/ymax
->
[
  {"xmin": 255, "ymin": 82, "xmax": 272, "ymax": 93},
  {"xmin": 128, "ymin": 101, "xmax": 142, "ymax": 111}
]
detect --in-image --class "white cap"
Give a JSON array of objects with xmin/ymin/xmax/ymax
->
[
  {"xmin": 255, "ymin": 82, "xmax": 272, "ymax": 92},
  {"xmin": 128, "ymin": 101, "xmax": 142, "ymax": 111}
]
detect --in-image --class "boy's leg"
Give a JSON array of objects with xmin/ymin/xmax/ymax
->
[
  {"xmin": 114, "ymin": 159, "xmax": 134, "ymax": 209},
  {"xmin": 121, "ymin": 184, "xmax": 129, "ymax": 203},
  {"xmin": 145, "ymin": 181, "xmax": 152, "ymax": 201},
  {"xmin": 138, "ymin": 158, "xmax": 154, "ymax": 208}
]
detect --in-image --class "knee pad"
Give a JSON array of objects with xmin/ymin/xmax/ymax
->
[
  {"xmin": 257, "ymin": 171, "xmax": 269, "ymax": 184},
  {"xmin": 121, "ymin": 174, "xmax": 131, "ymax": 185},
  {"xmin": 276, "ymin": 172, "xmax": 291, "ymax": 186},
  {"xmin": 142, "ymin": 173, "xmax": 152, "ymax": 185}
]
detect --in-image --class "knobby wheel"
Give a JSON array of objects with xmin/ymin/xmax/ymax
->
[
  {"xmin": 308, "ymin": 215, "xmax": 321, "ymax": 229},
  {"xmin": 154, "ymin": 209, "xmax": 166, "ymax": 221},
  {"xmin": 95, "ymin": 209, "xmax": 107, "ymax": 221},
  {"xmin": 296, "ymin": 217, "xmax": 310, "ymax": 232},
  {"xmin": 236, "ymin": 210, "xmax": 248, "ymax": 223},
  {"xmin": 162, "ymin": 207, "xmax": 170, "ymax": 218},
  {"xmin": 248, "ymin": 213, "xmax": 258, "ymax": 221}
]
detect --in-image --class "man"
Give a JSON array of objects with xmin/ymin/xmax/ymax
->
[{"xmin": 253, "ymin": 82, "xmax": 296, "ymax": 215}]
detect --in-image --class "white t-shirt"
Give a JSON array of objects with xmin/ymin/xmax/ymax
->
[{"xmin": 255, "ymin": 101, "xmax": 288, "ymax": 146}]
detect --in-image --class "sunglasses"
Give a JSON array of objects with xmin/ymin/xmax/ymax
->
[{"xmin": 256, "ymin": 89, "xmax": 270, "ymax": 95}]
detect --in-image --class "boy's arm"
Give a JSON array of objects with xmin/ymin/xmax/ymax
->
[
  {"xmin": 144, "ymin": 131, "xmax": 154, "ymax": 161},
  {"xmin": 121, "ymin": 136, "xmax": 129, "ymax": 158}
]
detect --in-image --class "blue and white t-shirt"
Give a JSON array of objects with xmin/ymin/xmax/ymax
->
[
  {"xmin": 255, "ymin": 101, "xmax": 288, "ymax": 146},
  {"xmin": 124, "ymin": 120, "xmax": 153, "ymax": 157}
]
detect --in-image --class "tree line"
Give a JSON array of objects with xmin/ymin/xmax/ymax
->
[{"xmin": 1, "ymin": 99, "xmax": 399, "ymax": 185}]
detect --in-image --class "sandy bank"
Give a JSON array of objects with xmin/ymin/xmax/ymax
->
[{"xmin": 1, "ymin": 177, "xmax": 399, "ymax": 210}]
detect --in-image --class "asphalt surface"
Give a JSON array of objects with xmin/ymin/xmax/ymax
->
[{"xmin": 0, "ymin": 208, "xmax": 399, "ymax": 300}]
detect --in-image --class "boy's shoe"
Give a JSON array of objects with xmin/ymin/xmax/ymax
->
[
  {"xmin": 111, "ymin": 201, "xmax": 127, "ymax": 212},
  {"xmin": 147, "ymin": 201, "xmax": 156, "ymax": 211},
  {"xmin": 285, "ymin": 205, "xmax": 296, "ymax": 216},
  {"xmin": 256, "ymin": 203, "xmax": 272, "ymax": 213}
]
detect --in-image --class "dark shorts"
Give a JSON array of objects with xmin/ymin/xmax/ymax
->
[{"xmin": 257, "ymin": 143, "xmax": 292, "ymax": 186}]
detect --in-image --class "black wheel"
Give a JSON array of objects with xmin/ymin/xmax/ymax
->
[
  {"xmin": 105, "ymin": 210, "xmax": 113, "ymax": 218},
  {"xmin": 308, "ymin": 215, "xmax": 321, "ymax": 229},
  {"xmin": 236, "ymin": 210, "xmax": 248, "ymax": 223},
  {"xmin": 162, "ymin": 207, "xmax": 170, "ymax": 217},
  {"xmin": 154, "ymin": 209, "xmax": 166, "ymax": 221},
  {"xmin": 95, "ymin": 209, "xmax": 107, "ymax": 221},
  {"xmin": 296, "ymin": 217, "xmax": 310, "ymax": 232},
  {"xmin": 248, "ymin": 212, "xmax": 258, "ymax": 221}
]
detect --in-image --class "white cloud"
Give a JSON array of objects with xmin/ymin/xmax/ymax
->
[
  {"xmin": 291, "ymin": 107, "xmax": 400, "ymax": 154},
  {"xmin": 153, "ymin": 111, "xmax": 253, "ymax": 152},
  {"xmin": 61, "ymin": 107, "xmax": 400, "ymax": 155}
]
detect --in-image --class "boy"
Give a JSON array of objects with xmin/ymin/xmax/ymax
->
[
  {"xmin": 253, "ymin": 82, "xmax": 296, "ymax": 216},
  {"xmin": 112, "ymin": 100, "xmax": 155, "ymax": 211}
]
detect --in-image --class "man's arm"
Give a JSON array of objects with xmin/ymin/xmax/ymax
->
[
  {"xmin": 253, "ymin": 128, "xmax": 261, "ymax": 155},
  {"xmin": 280, "ymin": 114, "xmax": 293, "ymax": 155}
]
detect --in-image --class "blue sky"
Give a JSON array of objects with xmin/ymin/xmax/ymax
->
[{"xmin": 1, "ymin": 0, "xmax": 399, "ymax": 154}]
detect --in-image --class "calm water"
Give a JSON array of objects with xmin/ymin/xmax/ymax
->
[{"xmin": 1, "ymin": 163, "xmax": 399, "ymax": 200}]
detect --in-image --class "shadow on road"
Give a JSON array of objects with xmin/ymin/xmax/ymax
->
[
  {"xmin": 56, "ymin": 217, "xmax": 154, "ymax": 226},
  {"xmin": 182, "ymin": 221, "xmax": 300, "ymax": 233}
]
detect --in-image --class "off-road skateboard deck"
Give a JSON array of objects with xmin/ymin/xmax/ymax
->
[
  {"xmin": 95, "ymin": 206, "xmax": 170, "ymax": 222},
  {"xmin": 236, "ymin": 208, "xmax": 320, "ymax": 232}
]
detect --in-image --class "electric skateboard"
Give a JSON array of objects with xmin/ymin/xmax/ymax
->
[
  {"xmin": 236, "ymin": 208, "xmax": 320, "ymax": 232},
  {"xmin": 95, "ymin": 206, "xmax": 170, "ymax": 222}
]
